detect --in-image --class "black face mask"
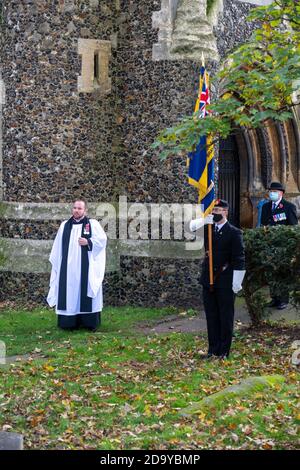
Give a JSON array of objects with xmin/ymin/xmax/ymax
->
[{"xmin": 213, "ymin": 213, "xmax": 223, "ymax": 223}]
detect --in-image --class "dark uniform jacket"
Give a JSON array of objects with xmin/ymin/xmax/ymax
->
[
  {"xmin": 200, "ymin": 222, "xmax": 245, "ymax": 289},
  {"xmin": 261, "ymin": 199, "xmax": 298, "ymax": 226}
]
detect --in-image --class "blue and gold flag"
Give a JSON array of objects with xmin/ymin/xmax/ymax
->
[{"xmin": 187, "ymin": 66, "xmax": 215, "ymax": 216}]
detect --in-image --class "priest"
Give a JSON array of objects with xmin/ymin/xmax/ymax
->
[{"xmin": 47, "ymin": 200, "xmax": 107, "ymax": 331}]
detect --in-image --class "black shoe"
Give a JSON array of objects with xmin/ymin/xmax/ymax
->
[
  {"xmin": 199, "ymin": 353, "xmax": 215, "ymax": 360},
  {"xmin": 277, "ymin": 302, "xmax": 288, "ymax": 310},
  {"xmin": 59, "ymin": 326, "xmax": 78, "ymax": 331},
  {"xmin": 267, "ymin": 299, "xmax": 279, "ymax": 308},
  {"xmin": 218, "ymin": 354, "xmax": 229, "ymax": 361}
]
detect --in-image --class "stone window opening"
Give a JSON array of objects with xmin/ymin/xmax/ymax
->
[
  {"xmin": 93, "ymin": 52, "xmax": 100, "ymax": 87},
  {"xmin": 78, "ymin": 39, "xmax": 111, "ymax": 95}
]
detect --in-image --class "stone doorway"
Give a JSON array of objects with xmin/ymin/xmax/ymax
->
[{"xmin": 218, "ymin": 135, "xmax": 241, "ymax": 227}]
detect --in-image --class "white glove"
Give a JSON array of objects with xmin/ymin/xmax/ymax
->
[
  {"xmin": 189, "ymin": 215, "xmax": 213, "ymax": 232},
  {"xmin": 232, "ymin": 270, "xmax": 246, "ymax": 294},
  {"xmin": 204, "ymin": 214, "xmax": 214, "ymax": 225}
]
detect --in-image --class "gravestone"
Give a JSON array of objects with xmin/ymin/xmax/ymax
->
[{"xmin": 0, "ymin": 432, "xmax": 24, "ymax": 450}]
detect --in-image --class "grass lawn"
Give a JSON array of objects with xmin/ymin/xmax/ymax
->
[{"xmin": 0, "ymin": 306, "xmax": 299, "ymax": 450}]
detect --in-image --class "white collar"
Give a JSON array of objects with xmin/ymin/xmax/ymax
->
[
  {"xmin": 215, "ymin": 219, "xmax": 228, "ymax": 231},
  {"xmin": 273, "ymin": 197, "xmax": 283, "ymax": 207},
  {"xmin": 73, "ymin": 216, "xmax": 85, "ymax": 222}
]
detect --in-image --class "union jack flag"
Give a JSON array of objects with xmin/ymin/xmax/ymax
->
[
  {"xmin": 187, "ymin": 66, "xmax": 215, "ymax": 216},
  {"xmin": 197, "ymin": 68, "xmax": 210, "ymax": 118}
]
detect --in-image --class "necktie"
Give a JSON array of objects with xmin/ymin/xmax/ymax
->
[{"xmin": 272, "ymin": 202, "xmax": 276, "ymax": 211}]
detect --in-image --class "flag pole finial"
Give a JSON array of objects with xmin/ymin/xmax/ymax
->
[{"xmin": 201, "ymin": 52, "xmax": 205, "ymax": 67}]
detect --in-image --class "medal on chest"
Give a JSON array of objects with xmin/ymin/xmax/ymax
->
[
  {"xmin": 83, "ymin": 223, "xmax": 90, "ymax": 235},
  {"xmin": 273, "ymin": 212, "xmax": 287, "ymax": 223}
]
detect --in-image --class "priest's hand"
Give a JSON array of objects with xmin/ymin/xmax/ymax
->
[{"xmin": 79, "ymin": 237, "xmax": 88, "ymax": 246}]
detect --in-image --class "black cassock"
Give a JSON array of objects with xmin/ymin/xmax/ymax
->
[
  {"xmin": 57, "ymin": 217, "xmax": 99, "ymax": 331},
  {"xmin": 200, "ymin": 222, "xmax": 245, "ymax": 357}
]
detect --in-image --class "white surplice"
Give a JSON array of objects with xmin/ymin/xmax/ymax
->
[{"xmin": 47, "ymin": 219, "xmax": 107, "ymax": 316}]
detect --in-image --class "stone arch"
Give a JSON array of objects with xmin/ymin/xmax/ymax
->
[
  {"xmin": 219, "ymin": 115, "xmax": 300, "ymax": 228},
  {"xmin": 265, "ymin": 120, "xmax": 282, "ymax": 182},
  {"xmin": 284, "ymin": 118, "xmax": 300, "ymax": 192},
  {"xmin": 256, "ymin": 127, "xmax": 272, "ymax": 189},
  {"xmin": 236, "ymin": 129, "xmax": 256, "ymax": 227}
]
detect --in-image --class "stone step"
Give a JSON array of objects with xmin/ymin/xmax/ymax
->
[{"xmin": 0, "ymin": 432, "xmax": 23, "ymax": 450}]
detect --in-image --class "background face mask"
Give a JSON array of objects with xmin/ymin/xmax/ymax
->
[{"xmin": 269, "ymin": 191, "xmax": 280, "ymax": 202}]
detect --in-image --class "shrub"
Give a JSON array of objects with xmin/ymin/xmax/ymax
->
[{"xmin": 243, "ymin": 225, "xmax": 300, "ymax": 325}]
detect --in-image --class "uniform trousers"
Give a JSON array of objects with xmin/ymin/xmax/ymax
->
[{"xmin": 202, "ymin": 287, "xmax": 235, "ymax": 357}]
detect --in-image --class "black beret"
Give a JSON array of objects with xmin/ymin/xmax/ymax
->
[{"xmin": 214, "ymin": 198, "xmax": 229, "ymax": 209}]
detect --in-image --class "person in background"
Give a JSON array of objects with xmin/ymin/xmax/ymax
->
[
  {"xmin": 256, "ymin": 194, "xmax": 269, "ymax": 227},
  {"xmin": 261, "ymin": 181, "xmax": 298, "ymax": 310}
]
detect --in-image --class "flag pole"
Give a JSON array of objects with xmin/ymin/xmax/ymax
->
[
  {"xmin": 202, "ymin": 51, "xmax": 214, "ymax": 292},
  {"xmin": 208, "ymin": 222, "xmax": 214, "ymax": 292},
  {"xmin": 189, "ymin": 53, "xmax": 214, "ymax": 291}
]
